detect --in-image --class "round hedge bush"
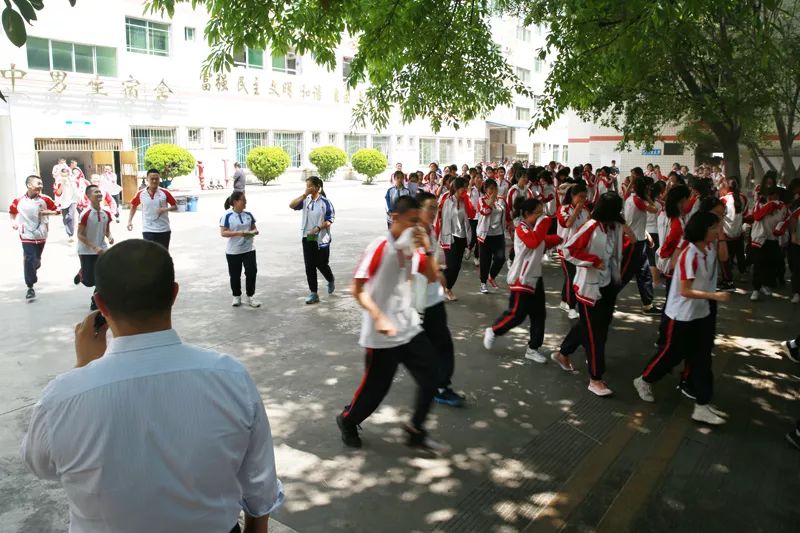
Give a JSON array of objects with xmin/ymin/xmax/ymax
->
[
  {"xmin": 246, "ymin": 146, "xmax": 291, "ymax": 185},
  {"xmin": 351, "ymin": 148, "xmax": 388, "ymax": 184},
  {"xmin": 309, "ymin": 146, "xmax": 347, "ymax": 181},
  {"xmin": 144, "ymin": 144, "xmax": 196, "ymax": 188}
]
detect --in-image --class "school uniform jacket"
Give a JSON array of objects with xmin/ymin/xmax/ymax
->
[
  {"xmin": 435, "ymin": 191, "xmax": 475, "ymax": 250},
  {"xmin": 721, "ymin": 192, "xmax": 747, "ymax": 239},
  {"xmin": 750, "ymin": 200, "xmax": 787, "ymax": 248},
  {"xmin": 656, "ymin": 216, "xmax": 685, "ymax": 277},
  {"xmin": 9, "ymin": 194, "xmax": 58, "ymax": 243},
  {"xmin": 556, "ymin": 204, "xmax": 590, "ymax": 255},
  {"xmin": 774, "ymin": 206, "xmax": 800, "ymax": 245},
  {"xmin": 507, "ymin": 217, "xmax": 561, "ymax": 293},
  {"xmin": 563, "ymin": 219, "xmax": 624, "ymax": 306},
  {"xmin": 476, "ymin": 196, "xmax": 507, "ymax": 243}
]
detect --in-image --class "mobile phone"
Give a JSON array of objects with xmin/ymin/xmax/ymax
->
[{"xmin": 94, "ymin": 313, "xmax": 107, "ymax": 335}]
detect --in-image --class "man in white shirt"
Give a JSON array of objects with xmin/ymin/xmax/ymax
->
[
  {"xmin": 233, "ymin": 162, "xmax": 247, "ymax": 192},
  {"xmin": 21, "ymin": 239, "xmax": 284, "ymax": 533},
  {"xmin": 127, "ymin": 169, "xmax": 178, "ymax": 249}
]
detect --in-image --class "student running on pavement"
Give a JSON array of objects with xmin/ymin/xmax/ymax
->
[{"xmin": 74, "ymin": 184, "xmax": 114, "ymax": 310}]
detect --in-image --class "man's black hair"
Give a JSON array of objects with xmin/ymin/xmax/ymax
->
[
  {"xmin": 96, "ymin": 239, "xmax": 175, "ymax": 322},
  {"xmin": 146, "ymin": 168, "xmax": 161, "ymax": 176},
  {"xmin": 393, "ymin": 195, "xmax": 420, "ymax": 215},
  {"xmin": 416, "ymin": 190, "xmax": 436, "ymax": 204},
  {"xmin": 25, "ymin": 175, "xmax": 41, "ymax": 186}
]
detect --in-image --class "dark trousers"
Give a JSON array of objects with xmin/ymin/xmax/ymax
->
[
  {"xmin": 789, "ymin": 243, "xmax": 800, "ymax": 295},
  {"xmin": 342, "ymin": 333, "xmax": 438, "ymax": 431},
  {"xmin": 560, "ymin": 284, "xmax": 617, "ymax": 380},
  {"xmin": 226, "ymin": 250, "xmax": 257, "ymax": 297},
  {"xmin": 622, "ymin": 239, "xmax": 654, "ymax": 306},
  {"xmin": 78, "ymin": 254, "xmax": 98, "ymax": 287},
  {"xmin": 479, "ymin": 234, "xmax": 505, "ymax": 283},
  {"xmin": 468, "ymin": 219, "xmax": 478, "ymax": 252},
  {"xmin": 142, "ymin": 231, "xmax": 171, "ymax": 249},
  {"xmin": 422, "ymin": 302, "xmax": 455, "ymax": 389},
  {"xmin": 751, "ymin": 240, "xmax": 781, "ymax": 290},
  {"xmin": 560, "ymin": 255, "xmax": 577, "ymax": 309},
  {"xmin": 61, "ymin": 204, "xmax": 76, "ymax": 237},
  {"xmin": 642, "ymin": 316, "xmax": 714, "ymax": 405},
  {"xmin": 656, "ymin": 277, "xmax": 673, "ymax": 347},
  {"xmin": 22, "ymin": 242, "xmax": 45, "ymax": 288},
  {"xmin": 721, "ymin": 236, "xmax": 746, "ymax": 282},
  {"xmin": 301, "ymin": 238, "xmax": 334, "ymax": 293},
  {"xmin": 492, "ymin": 281, "xmax": 546, "ymax": 349},
  {"xmin": 444, "ymin": 237, "xmax": 467, "ymax": 289}
]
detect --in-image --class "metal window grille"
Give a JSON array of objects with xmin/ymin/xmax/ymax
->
[
  {"xmin": 187, "ymin": 128, "xmax": 201, "ymax": 145},
  {"xmin": 345, "ymin": 134, "xmax": 367, "ymax": 159},
  {"xmin": 562, "ymin": 145, "xmax": 569, "ymax": 163},
  {"xmin": 274, "ymin": 131, "xmax": 304, "ymax": 167},
  {"xmin": 372, "ymin": 135, "xmax": 390, "ymax": 159},
  {"xmin": 419, "ymin": 138, "xmax": 436, "ymax": 166},
  {"xmin": 473, "ymin": 140, "xmax": 486, "ymax": 163},
  {"xmin": 126, "ymin": 18, "xmax": 170, "ymax": 56},
  {"xmin": 130, "ymin": 127, "xmax": 176, "ymax": 171},
  {"xmin": 438, "ymin": 139, "xmax": 454, "ymax": 166},
  {"xmin": 34, "ymin": 138, "xmax": 123, "ymax": 151},
  {"xmin": 235, "ymin": 131, "xmax": 268, "ymax": 168}
]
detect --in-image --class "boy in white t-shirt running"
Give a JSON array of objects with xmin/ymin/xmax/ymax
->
[{"xmin": 75, "ymin": 185, "xmax": 114, "ymax": 310}]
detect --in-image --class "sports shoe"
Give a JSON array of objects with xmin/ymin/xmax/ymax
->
[
  {"xmin": 708, "ymin": 405, "xmax": 729, "ymax": 418},
  {"xmin": 73, "ymin": 272, "xmax": 81, "ymax": 285},
  {"xmin": 404, "ymin": 425, "xmax": 450, "ymax": 453},
  {"xmin": 567, "ymin": 309, "xmax": 579, "ymax": 320},
  {"xmin": 692, "ymin": 404, "xmax": 726, "ymax": 425},
  {"xmin": 750, "ymin": 290, "xmax": 760, "ymax": 301},
  {"xmin": 642, "ymin": 305, "xmax": 661, "ymax": 315},
  {"xmin": 678, "ymin": 380, "xmax": 697, "ymax": 400},
  {"xmin": 328, "ymin": 280, "xmax": 335, "ymax": 294},
  {"xmin": 633, "ymin": 376, "xmax": 655, "ymax": 402},
  {"xmin": 25, "ymin": 287, "xmax": 35, "ymax": 301},
  {"xmin": 588, "ymin": 381, "xmax": 613, "ymax": 397},
  {"xmin": 760, "ymin": 286, "xmax": 772, "ymax": 296},
  {"xmin": 525, "ymin": 347, "xmax": 547, "ymax": 363},
  {"xmin": 231, "ymin": 296, "xmax": 242, "ymax": 307},
  {"xmin": 787, "ymin": 428, "xmax": 800, "ymax": 450},
  {"xmin": 488, "ymin": 277, "xmax": 499, "ymax": 289},
  {"xmin": 464, "ymin": 249, "xmax": 472, "ymax": 261},
  {"xmin": 483, "ymin": 327, "xmax": 495, "ymax": 349},
  {"xmin": 472, "ymin": 257, "xmax": 480, "ymax": 267},
  {"xmin": 480, "ymin": 283, "xmax": 489, "ymax": 294},
  {"xmin": 67, "ymin": 237, "xmax": 74, "ymax": 243},
  {"xmin": 559, "ymin": 301, "xmax": 570, "ymax": 312},
  {"xmin": 507, "ymin": 258, "xmax": 513, "ymax": 269},
  {"xmin": 717, "ymin": 281, "xmax": 736, "ymax": 292},
  {"xmin": 245, "ymin": 296, "xmax": 261, "ymax": 308},
  {"xmin": 306, "ymin": 292, "xmax": 320, "ymax": 304},
  {"xmin": 336, "ymin": 414, "xmax": 362, "ymax": 448},
  {"xmin": 434, "ymin": 388, "xmax": 465, "ymax": 407},
  {"xmin": 550, "ymin": 351, "xmax": 576, "ymax": 373},
  {"xmin": 784, "ymin": 340, "xmax": 800, "ymax": 363},
  {"xmin": 791, "ymin": 293, "xmax": 800, "ymax": 304}
]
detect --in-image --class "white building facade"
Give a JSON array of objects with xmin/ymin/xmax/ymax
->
[{"xmin": 0, "ymin": 1, "xmax": 568, "ymax": 204}]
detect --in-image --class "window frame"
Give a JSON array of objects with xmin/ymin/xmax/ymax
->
[
  {"xmin": 125, "ymin": 17, "xmax": 170, "ymax": 57},
  {"xmin": 187, "ymin": 127, "xmax": 202, "ymax": 146},
  {"xmin": 26, "ymin": 37, "xmax": 117, "ymax": 77},
  {"xmin": 212, "ymin": 128, "xmax": 227, "ymax": 147},
  {"xmin": 515, "ymin": 106, "xmax": 531, "ymax": 121},
  {"xmin": 272, "ymin": 51, "xmax": 298, "ymax": 74},
  {"xmin": 234, "ymin": 46, "xmax": 264, "ymax": 69},
  {"xmin": 419, "ymin": 138, "xmax": 436, "ymax": 166},
  {"xmin": 184, "ymin": 27, "xmax": 195, "ymax": 42},
  {"xmin": 274, "ymin": 131, "xmax": 305, "ymax": 168},
  {"xmin": 342, "ymin": 56, "xmax": 353, "ymax": 82},
  {"xmin": 516, "ymin": 66, "xmax": 531, "ymax": 83}
]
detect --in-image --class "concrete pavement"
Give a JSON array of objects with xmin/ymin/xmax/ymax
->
[{"xmin": 0, "ymin": 180, "xmax": 798, "ymax": 532}]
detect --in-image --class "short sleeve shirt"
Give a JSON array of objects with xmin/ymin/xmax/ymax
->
[
  {"xmin": 665, "ymin": 243, "xmax": 712, "ymax": 321},
  {"xmin": 219, "ymin": 209, "xmax": 256, "ymax": 255},
  {"xmin": 131, "ymin": 187, "xmax": 177, "ymax": 233},
  {"xmin": 9, "ymin": 194, "xmax": 58, "ymax": 243},
  {"xmin": 77, "ymin": 206, "xmax": 112, "ymax": 255}
]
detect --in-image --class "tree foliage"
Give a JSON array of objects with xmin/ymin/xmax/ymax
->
[
  {"xmin": 351, "ymin": 148, "xmax": 388, "ymax": 184},
  {"xmin": 144, "ymin": 143, "xmax": 196, "ymax": 187},
  {"xmin": 246, "ymin": 146, "xmax": 290, "ymax": 185},
  {"xmin": 308, "ymin": 145, "xmax": 347, "ymax": 181}
]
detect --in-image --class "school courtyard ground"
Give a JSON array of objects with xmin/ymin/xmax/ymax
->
[{"xmin": 0, "ymin": 179, "xmax": 797, "ymax": 533}]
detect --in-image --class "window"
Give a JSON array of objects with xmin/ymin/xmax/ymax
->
[
  {"xmin": 516, "ymin": 25, "xmax": 532, "ymax": 42},
  {"xmin": 532, "ymin": 143, "xmax": 543, "ymax": 165},
  {"xmin": 27, "ymin": 38, "xmax": 117, "ymax": 76},
  {"xmin": 533, "ymin": 58, "xmax": 544, "ymax": 73},
  {"xmin": 438, "ymin": 139, "xmax": 454, "ymax": 165},
  {"xmin": 184, "ymin": 27, "xmax": 195, "ymax": 41},
  {"xmin": 187, "ymin": 128, "xmax": 201, "ymax": 145},
  {"xmin": 233, "ymin": 47, "xmax": 264, "ymax": 69},
  {"xmin": 272, "ymin": 52, "xmax": 298, "ymax": 74},
  {"xmin": 312, "ymin": 132, "xmax": 321, "ymax": 145},
  {"xmin": 562, "ymin": 145, "xmax": 569, "ymax": 163},
  {"xmin": 328, "ymin": 132, "xmax": 337, "ymax": 144},
  {"xmin": 342, "ymin": 56, "xmax": 353, "ymax": 82},
  {"xmin": 467, "ymin": 139, "xmax": 472, "ymax": 149},
  {"xmin": 235, "ymin": 131, "xmax": 268, "ymax": 167},
  {"xmin": 130, "ymin": 127, "xmax": 176, "ymax": 171},
  {"xmin": 372, "ymin": 135, "xmax": 390, "ymax": 159},
  {"xmin": 274, "ymin": 131, "xmax": 304, "ymax": 167},
  {"xmin": 664, "ymin": 142, "xmax": 685, "ymax": 156},
  {"xmin": 345, "ymin": 134, "xmax": 367, "ymax": 158},
  {"xmin": 408, "ymin": 136, "xmax": 416, "ymax": 147},
  {"xmin": 474, "ymin": 140, "xmax": 486, "ymax": 163},
  {"xmin": 419, "ymin": 138, "xmax": 436, "ymax": 166},
  {"xmin": 126, "ymin": 17, "xmax": 170, "ymax": 56},
  {"xmin": 212, "ymin": 128, "xmax": 226, "ymax": 146},
  {"xmin": 516, "ymin": 67, "xmax": 531, "ymax": 83},
  {"xmin": 532, "ymin": 95, "xmax": 541, "ymax": 112},
  {"xmin": 515, "ymin": 107, "xmax": 531, "ymax": 121},
  {"xmin": 395, "ymin": 135, "xmax": 402, "ymax": 146},
  {"xmin": 552, "ymin": 145, "xmax": 561, "ymax": 162}
]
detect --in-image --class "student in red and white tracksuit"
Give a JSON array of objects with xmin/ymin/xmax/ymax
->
[
  {"xmin": 719, "ymin": 180, "xmax": 748, "ymax": 288},
  {"xmin": 435, "ymin": 177, "xmax": 475, "ymax": 300},
  {"xmin": 466, "ymin": 170, "xmax": 483, "ymax": 263},
  {"xmin": 633, "ymin": 211, "xmax": 731, "ymax": 426},
  {"xmin": 621, "ymin": 170, "xmax": 660, "ymax": 314},
  {"xmin": 483, "ymin": 198, "xmax": 561, "ymax": 362},
  {"xmin": 749, "ymin": 187, "xmax": 787, "ymax": 300},
  {"xmin": 505, "ymin": 170, "xmax": 535, "ymax": 264},
  {"xmin": 75, "ymin": 185, "xmax": 114, "ymax": 310},
  {"xmin": 495, "ymin": 167, "xmax": 511, "ymax": 199},
  {"xmin": 127, "ymin": 170, "xmax": 177, "ymax": 249},
  {"xmin": 551, "ymin": 192, "xmax": 628, "ymax": 397},
  {"xmin": 775, "ymin": 202, "xmax": 800, "ymax": 303},
  {"xmin": 556, "ymin": 182, "xmax": 590, "ymax": 319},
  {"xmin": 476, "ymin": 179, "xmax": 507, "ymax": 293}
]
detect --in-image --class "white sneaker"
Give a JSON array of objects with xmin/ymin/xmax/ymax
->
[
  {"xmin": 633, "ymin": 376, "xmax": 655, "ymax": 403},
  {"xmin": 708, "ymin": 405, "xmax": 728, "ymax": 418},
  {"xmin": 480, "ymin": 283, "xmax": 489, "ymax": 294},
  {"xmin": 761, "ymin": 286, "xmax": 772, "ymax": 296},
  {"xmin": 567, "ymin": 309, "xmax": 579, "ymax": 320},
  {"xmin": 507, "ymin": 258, "xmax": 513, "ymax": 269},
  {"xmin": 750, "ymin": 290, "xmax": 760, "ymax": 301},
  {"xmin": 588, "ymin": 381, "xmax": 614, "ymax": 397},
  {"xmin": 473, "ymin": 257, "xmax": 480, "ymax": 267},
  {"xmin": 483, "ymin": 327, "xmax": 495, "ymax": 350},
  {"xmin": 464, "ymin": 249, "xmax": 472, "ymax": 261},
  {"xmin": 231, "ymin": 296, "xmax": 242, "ymax": 307},
  {"xmin": 525, "ymin": 347, "xmax": 547, "ymax": 363},
  {"xmin": 559, "ymin": 301, "xmax": 570, "ymax": 312},
  {"xmin": 792, "ymin": 293, "xmax": 800, "ymax": 304},
  {"xmin": 692, "ymin": 404, "xmax": 726, "ymax": 425},
  {"xmin": 245, "ymin": 296, "xmax": 261, "ymax": 308}
]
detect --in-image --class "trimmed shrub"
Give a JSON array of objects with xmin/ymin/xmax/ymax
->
[
  {"xmin": 351, "ymin": 148, "xmax": 388, "ymax": 184},
  {"xmin": 143, "ymin": 144, "xmax": 196, "ymax": 188},
  {"xmin": 309, "ymin": 146, "xmax": 347, "ymax": 181},
  {"xmin": 246, "ymin": 146, "xmax": 291, "ymax": 185}
]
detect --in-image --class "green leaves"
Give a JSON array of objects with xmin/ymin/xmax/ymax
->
[
  {"xmin": 2, "ymin": 7, "xmax": 26, "ymax": 46},
  {"xmin": 144, "ymin": 144, "xmax": 196, "ymax": 181},
  {"xmin": 309, "ymin": 146, "xmax": 347, "ymax": 181},
  {"xmin": 246, "ymin": 146, "xmax": 290, "ymax": 184},
  {"xmin": 12, "ymin": 0, "xmax": 37, "ymax": 23},
  {"xmin": 351, "ymin": 148, "xmax": 388, "ymax": 183}
]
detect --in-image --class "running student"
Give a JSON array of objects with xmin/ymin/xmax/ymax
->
[
  {"xmin": 551, "ymin": 192, "xmax": 627, "ymax": 397},
  {"xmin": 633, "ymin": 211, "xmax": 731, "ymax": 425},
  {"xmin": 220, "ymin": 191, "xmax": 261, "ymax": 308},
  {"xmin": 336, "ymin": 196, "xmax": 444, "ymax": 451},
  {"xmin": 622, "ymin": 170, "xmax": 660, "ymax": 315},
  {"xmin": 9, "ymin": 175, "xmax": 59, "ymax": 301},
  {"xmin": 749, "ymin": 186, "xmax": 787, "ymax": 301},
  {"xmin": 74, "ymin": 185, "xmax": 114, "ymax": 310},
  {"xmin": 483, "ymin": 198, "xmax": 561, "ymax": 362},
  {"xmin": 435, "ymin": 176, "xmax": 475, "ymax": 301},
  {"xmin": 466, "ymin": 168, "xmax": 483, "ymax": 265},
  {"xmin": 127, "ymin": 169, "xmax": 177, "ymax": 249},
  {"xmin": 557, "ymin": 182, "xmax": 589, "ymax": 320},
  {"xmin": 477, "ymin": 179, "xmax": 507, "ymax": 294},
  {"xmin": 385, "ymin": 170, "xmax": 411, "ymax": 229},
  {"xmin": 417, "ymin": 191, "xmax": 466, "ymax": 407},
  {"xmin": 289, "ymin": 176, "xmax": 335, "ymax": 305},
  {"xmin": 719, "ymin": 178, "xmax": 747, "ymax": 291},
  {"xmin": 646, "ymin": 180, "xmax": 666, "ymax": 288}
]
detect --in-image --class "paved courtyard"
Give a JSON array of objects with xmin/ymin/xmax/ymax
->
[{"xmin": 0, "ymin": 179, "xmax": 798, "ymax": 533}]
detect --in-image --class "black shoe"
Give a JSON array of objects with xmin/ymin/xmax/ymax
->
[
  {"xmin": 784, "ymin": 341, "xmax": 800, "ymax": 364},
  {"xmin": 336, "ymin": 414, "xmax": 362, "ymax": 448},
  {"xmin": 434, "ymin": 387, "xmax": 466, "ymax": 407},
  {"xmin": 404, "ymin": 425, "xmax": 450, "ymax": 453},
  {"xmin": 25, "ymin": 287, "xmax": 35, "ymax": 301},
  {"xmin": 73, "ymin": 272, "xmax": 81, "ymax": 285},
  {"xmin": 677, "ymin": 380, "xmax": 696, "ymax": 400},
  {"xmin": 787, "ymin": 429, "xmax": 800, "ymax": 450},
  {"xmin": 717, "ymin": 281, "xmax": 736, "ymax": 292},
  {"xmin": 642, "ymin": 305, "xmax": 662, "ymax": 315}
]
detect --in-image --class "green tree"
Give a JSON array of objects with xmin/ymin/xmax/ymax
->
[
  {"xmin": 351, "ymin": 148, "xmax": 388, "ymax": 184},
  {"xmin": 246, "ymin": 146, "xmax": 290, "ymax": 185},
  {"xmin": 144, "ymin": 143, "xmax": 196, "ymax": 188},
  {"xmin": 309, "ymin": 146, "xmax": 347, "ymax": 181}
]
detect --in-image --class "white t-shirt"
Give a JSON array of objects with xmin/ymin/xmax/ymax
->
[
  {"xmin": 219, "ymin": 209, "xmax": 256, "ymax": 255},
  {"xmin": 131, "ymin": 187, "xmax": 177, "ymax": 233},
  {"xmin": 77, "ymin": 206, "xmax": 112, "ymax": 255},
  {"xmin": 353, "ymin": 234, "xmax": 427, "ymax": 349},
  {"xmin": 624, "ymin": 194, "xmax": 650, "ymax": 241},
  {"xmin": 665, "ymin": 243, "xmax": 713, "ymax": 321}
]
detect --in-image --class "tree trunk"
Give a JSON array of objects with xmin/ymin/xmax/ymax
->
[
  {"xmin": 774, "ymin": 113, "xmax": 797, "ymax": 185},
  {"xmin": 721, "ymin": 139, "xmax": 741, "ymax": 185}
]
